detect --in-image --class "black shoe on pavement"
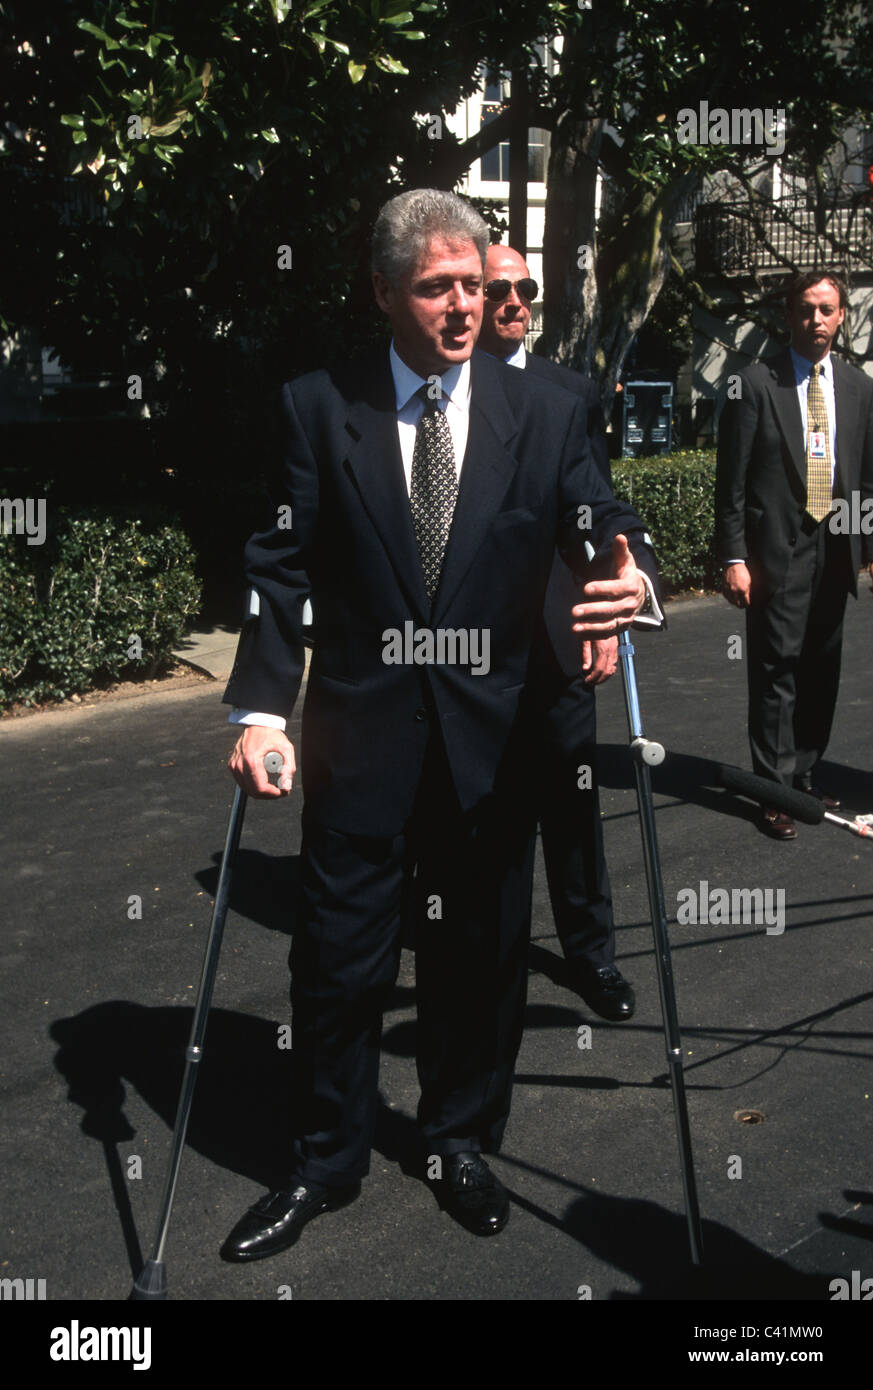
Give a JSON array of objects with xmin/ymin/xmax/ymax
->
[
  {"xmin": 219, "ymin": 1180, "xmax": 361, "ymax": 1262},
  {"xmin": 435, "ymin": 1153, "xmax": 510, "ymax": 1237},
  {"xmin": 568, "ymin": 963, "xmax": 636, "ymax": 1021}
]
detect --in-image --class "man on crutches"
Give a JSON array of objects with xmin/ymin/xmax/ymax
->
[{"xmin": 216, "ymin": 190, "xmax": 662, "ymax": 1264}]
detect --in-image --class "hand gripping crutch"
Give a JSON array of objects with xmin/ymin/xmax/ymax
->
[
  {"xmin": 130, "ymin": 751, "xmax": 285, "ymax": 1299},
  {"xmin": 617, "ymin": 628, "xmax": 704, "ymax": 1266}
]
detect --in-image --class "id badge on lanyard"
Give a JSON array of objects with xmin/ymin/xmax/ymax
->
[{"xmin": 808, "ymin": 430, "xmax": 827, "ymax": 460}]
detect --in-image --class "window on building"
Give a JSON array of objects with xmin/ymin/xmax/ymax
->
[
  {"xmin": 479, "ymin": 66, "xmax": 550, "ymax": 184},
  {"xmin": 527, "ymin": 128, "xmax": 547, "ymax": 182},
  {"xmin": 480, "ymin": 71, "xmax": 510, "ymax": 182}
]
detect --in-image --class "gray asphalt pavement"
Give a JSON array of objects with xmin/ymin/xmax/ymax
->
[{"xmin": 2, "ymin": 593, "xmax": 872, "ymax": 1325}]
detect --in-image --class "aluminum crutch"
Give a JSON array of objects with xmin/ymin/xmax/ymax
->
[
  {"xmin": 130, "ymin": 750, "xmax": 285, "ymax": 1299},
  {"xmin": 617, "ymin": 627, "xmax": 704, "ymax": 1266}
]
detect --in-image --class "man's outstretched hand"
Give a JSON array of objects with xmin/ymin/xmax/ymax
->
[
  {"xmin": 229, "ymin": 724, "xmax": 296, "ymax": 798},
  {"xmin": 572, "ymin": 534, "xmax": 646, "ymax": 638}
]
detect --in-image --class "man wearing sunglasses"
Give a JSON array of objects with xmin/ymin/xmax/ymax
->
[{"xmin": 478, "ymin": 244, "xmax": 638, "ymax": 1025}]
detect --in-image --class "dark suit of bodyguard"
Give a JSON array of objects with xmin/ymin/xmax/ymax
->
[
  {"xmin": 716, "ymin": 272, "xmax": 873, "ymax": 804},
  {"xmin": 476, "ymin": 239, "xmax": 639, "ymax": 1018},
  {"xmin": 220, "ymin": 190, "xmax": 658, "ymax": 1256},
  {"xmin": 522, "ymin": 354, "xmax": 623, "ymax": 981}
]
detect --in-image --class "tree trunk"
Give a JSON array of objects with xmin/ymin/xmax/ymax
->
[
  {"xmin": 539, "ymin": 110, "xmax": 604, "ymax": 378},
  {"xmin": 541, "ymin": 117, "xmax": 699, "ymax": 426},
  {"xmin": 508, "ymin": 64, "xmax": 529, "ymax": 257},
  {"xmin": 594, "ymin": 174, "xmax": 700, "ymax": 423}
]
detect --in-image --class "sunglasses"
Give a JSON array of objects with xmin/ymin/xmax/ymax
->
[{"xmin": 484, "ymin": 277, "xmax": 538, "ymax": 302}]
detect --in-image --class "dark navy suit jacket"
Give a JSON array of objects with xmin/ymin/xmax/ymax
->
[
  {"xmin": 223, "ymin": 347, "xmax": 657, "ymax": 836},
  {"xmin": 716, "ymin": 348, "xmax": 873, "ymax": 601}
]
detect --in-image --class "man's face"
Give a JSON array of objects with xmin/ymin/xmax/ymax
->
[
  {"xmin": 787, "ymin": 280, "xmax": 845, "ymax": 362},
  {"xmin": 372, "ymin": 236, "xmax": 483, "ymax": 377},
  {"xmin": 478, "ymin": 246, "xmax": 533, "ymax": 358}
]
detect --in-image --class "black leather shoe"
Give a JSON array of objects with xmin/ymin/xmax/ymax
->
[
  {"xmin": 435, "ymin": 1153, "xmax": 510, "ymax": 1236},
  {"xmin": 219, "ymin": 1181, "xmax": 360, "ymax": 1262},
  {"xmin": 569, "ymin": 963, "xmax": 635, "ymax": 1021},
  {"xmin": 793, "ymin": 775, "xmax": 840, "ymax": 809}
]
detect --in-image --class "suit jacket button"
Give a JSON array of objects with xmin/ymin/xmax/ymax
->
[
  {"xmin": 414, "ymin": 707, "xmax": 428, "ymax": 722},
  {"xmin": 788, "ymin": 535, "xmax": 796, "ymax": 545}
]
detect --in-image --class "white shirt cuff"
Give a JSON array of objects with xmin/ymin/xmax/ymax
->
[
  {"xmin": 228, "ymin": 708, "xmax": 287, "ymax": 732},
  {"xmin": 632, "ymin": 571, "xmax": 666, "ymax": 629}
]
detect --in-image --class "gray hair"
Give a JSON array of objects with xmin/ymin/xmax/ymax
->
[{"xmin": 371, "ymin": 188, "xmax": 489, "ymax": 284}]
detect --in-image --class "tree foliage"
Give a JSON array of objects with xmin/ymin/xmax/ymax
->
[
  {"xmin": 2, "ymin": 0, "xmax": 871, "ymax": 564},
  {"xmin": 1, "ymin": 0, "xmax": 504, "ymax": 605},
  {"xmin": 524, "ymin": 0, "xmax": 873, "ymax": 411},
  {"xmin": 1, "ymin": 0, "xmax": 446, "ymax": 389}
]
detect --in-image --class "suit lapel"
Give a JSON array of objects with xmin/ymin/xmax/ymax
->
[
  {"xmin": 343, "ymin": 354, "xmax": 430, "ymax": 621},
  {"xmin": 342, "ymin": 349, "xmax": 523, "ymax": 623},
  {"xmin": 430, "ymin": 350, "xmax": 521, "ymax": 622},
  {"xmin": 768, "ymin": 348, "xmax": 806, "ymax": 491},
  {"xmin": 832, "ymin": 355, "xmax": 860, "ymax": 496}
]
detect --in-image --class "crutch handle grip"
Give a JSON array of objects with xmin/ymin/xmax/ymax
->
[{"xmin": 263, "ymin": 751, "xmax": 285, "ymax": 787}]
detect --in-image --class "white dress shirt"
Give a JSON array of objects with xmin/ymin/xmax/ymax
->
[
  {"xmin": 503, "ymin": 341, "xmax": 526, "ymax": 368},
  {"xmin": 478, "ymin": 341, "xmax": 526, "ymax": 368},
  {"xmin": 391, "ymin": 343, "xmax": 471, "ymax": 489}
]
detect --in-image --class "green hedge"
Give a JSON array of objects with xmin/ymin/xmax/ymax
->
[
  {"xmin": 612, "ymin": 449, "xmax": 717, "ymax": 592},
  {"xmin": 0, "ymin": 505, "xmax": 201, "ymax": 708}
]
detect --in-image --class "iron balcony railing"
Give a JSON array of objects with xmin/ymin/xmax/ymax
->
[{"xmin": 695, "ymin": 199, "xmax": 873, "ymax": 275}]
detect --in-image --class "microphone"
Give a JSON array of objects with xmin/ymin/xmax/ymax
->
[{"xmin": 717, "ymin": 765, "xmax": 824, "ymax": 825}]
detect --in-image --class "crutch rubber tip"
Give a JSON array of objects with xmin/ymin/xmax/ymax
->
[{"xmin": 130, "ymin": 1259, "xmax": 168, "ymax": 1300}]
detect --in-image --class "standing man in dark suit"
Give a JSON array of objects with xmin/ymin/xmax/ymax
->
[
  {"xmin": 477, "ymin": 244, "xmax": 657, "ymax": 1020},
  {"xmin": 218, "ymin": 190, "xmax": 660, "ymax": 1262},
  {"xmin": 716, "ymin": 269, "xmax": 873, "ymax": 839}
]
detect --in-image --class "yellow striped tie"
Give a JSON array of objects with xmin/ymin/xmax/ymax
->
[{"xmin": 805, "ymin": 363, "xmax": 833, "ymax": 523}]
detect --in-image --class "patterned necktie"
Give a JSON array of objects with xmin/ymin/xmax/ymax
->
[
  {"xmin": 805, "ymin": 363, "xmax": 833, "ymax": 523},
  {"xmin": 409, "ymin": 386, "xmax": 458, "ymax": 600}
]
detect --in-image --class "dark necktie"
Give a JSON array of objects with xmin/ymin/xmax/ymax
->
[{"xmin": 409, "ymin": 387, "xmax": 458, "ymax": 600}]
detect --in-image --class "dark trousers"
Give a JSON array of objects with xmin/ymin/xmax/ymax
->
[
  {"xmin": 530, "ymin": 632, "xmax": 615, "ymax": 969},
  {"xmin": 747, "ymin": 519, "xmax": 848, "ymax": 786},
  {"xmin": 288, "ymin": 731, "xmax": 537, "ymax": 1187}
]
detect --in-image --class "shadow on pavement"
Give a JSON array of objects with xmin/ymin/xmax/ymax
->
[
  {"xmin": 195, "ymin": 848, "xmax": 301, "ymax": 936},
  {"xmin": 50, "ymin": 987, "xmax": 418, "ymax": 1191},
  {"xmin": 365, "ymin": 1100, "xmax": 838, "ymax": 1298},
  {"xmin": 49, "ymin": 997, "xmax": 426, "ymax": 1280},
  {"xmin": 49, "ymin": 1000, "xmax": 865, "ymax": 1299},
  {"xmin": 497, "ymin": 1153, "xmax": 837, "ymax": 1300}
]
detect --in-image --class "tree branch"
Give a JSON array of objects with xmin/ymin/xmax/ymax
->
[{"xmin": 418, "ymin": 101, "xmax": 555, "ymax": 186}]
